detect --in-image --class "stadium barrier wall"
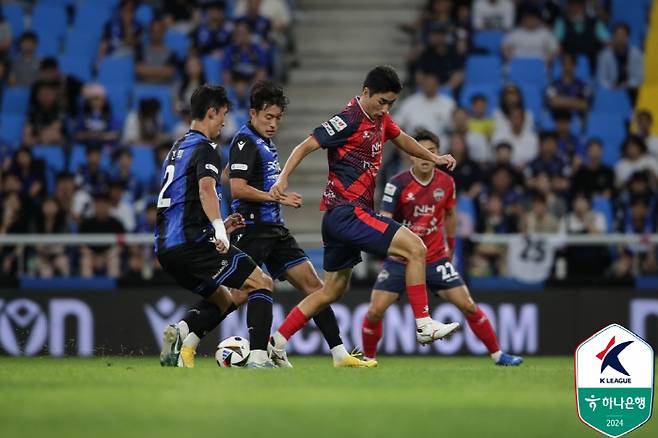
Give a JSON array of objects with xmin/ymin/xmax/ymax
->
[{"xmin": 0, "ymin": 287, "xmax": 656, "ymax": 357}]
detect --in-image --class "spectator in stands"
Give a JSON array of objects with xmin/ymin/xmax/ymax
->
[
  {"xmin": 596, "ymin": 23, "xmax": 644, "ymax": 104},
  {"xmin": 545, "ymin": 52, "xmax": 592, "ymax": 117},
  {"xmin": 190, "ymin": 1, "xmax": 234, "ymax": 57},
  {"xmin": 0, "ymin": 9, "xmax": 12, "ymax": 83},
  {"xmin": 447, "ymin": 133, "xmax": 483, "ymax": 198},
  {"xmin": 79, "ymin": 192, "xmax": 124, "ymax": 278},
  {"xmin": 32, "ymin": 58, "xmax": 83, "ymax": 119},
  {"xmin": 8, "ymin": 31, "xmax": 40, "ymax": 87},
  {"xmin": 446, "ymin": 107, "xmax": 490, "ymax": 162},
  {"xmin": 416, "ymin": 23, "xmax": 465, "ymax": 91},
  {"xmin": 467, "ymin": 94, "xmax": 494, "ymax": 140},
  {"xmin": 227, "ymin": 69, "xmax": 254, "ymax": 117},
  {"xmin": 22, "ymin": 80, "xmax": 66, "ymax": 146},
  {"xmin": 7, "ymin": 147, "xmax": 46, "ymax": 204},
  {"xmin": 98, "ymin": 0, "xmax": 143, "ymax": 60},
  {"xmin": 394, "ymin": 70, "xmax": 455, "ymax": 139},
  {"xmin": 108, "ymin": 181, "xmax": 136, "ymax": 232},
  {"xmin": 494, "ymin": 83, "xmax": 535, "ymax": 134},
  {"xmin": 30, "ymin": 197, "xmax": 71, "ymax": 278},
  {"xmin": 111, "ymin": 148, "xmax": 142, "ymax": 204},
  {"xmin": 472, "ymin": 0, "xmax": 515, "ymax": 31},
  {"xmin": 176, "ymin": 55, "xmax": 206, "ymax": 113},
  {"xmin": 553, "ymin": 0, "xmax": 609, "ymax": 67},
  {"xmin": 632, "ymin": 110, "xmax": 658, "ymax": 160},
  {"xmin": 222, "ymin": 21, "xmax": 267, "ymax": 85},
  {"xmin": 614, "ymin": 136, "xmax": 658, "ymax": 188},
  {"xmin": 502, "ymin": 7, "xmax": 559, "ymax": 62},
  {"xmin": 236, "ymin": 0, "xmax": 272, "ymax": 44},
  {"xmin": 490, "ymin": 141, "xmax": 524, "ymax": 186},
  {"xmin": 570, "ymin": 138, "xmax": 615, "ymax": 198},
  {"xmin": 481, "ymin": 164, "xmax": 524, "ymax": 217},
  {"xmin": 565, "ymin": 192, "xmax": 610, "ymax": 277},
  {"xmin": 554, "ymin": 110, "xmax": 585, "ymax": 165},
  {"xmin": 0, "ymin": 191, "xmax": 27, "ymax": 276},
  {"xmin": 471, "ymin": 193, "xmax": 518, "ymax": 277},
  {"xmin": 613, "ymin": 197, "xmax": 658, "ymax": 277},
  {"xmin": 135, "ymin": 18, "xmax": 177, "ymax": 84},
  {"xmin": 163, "ymin": 0, "xmax": 201, "ymax": 32},
  {"xmin": 523, "ymin": 191, "xmax": 563, "ymax": 233},
  {"xmin": 492, "ymin": 106, "xmax": 539, "ymax": 166},
  {"xmin": 74, "ymin": 83, "xmax": 119, "ymax": 149},
  {"xmin": 121, "ymin": 97, "xmax": 164, "ymax": 145},
  {"xmin": 75, "ymin": 146, "xmax": 111, "ymax": 195},
  {"xmin": 525, "ymin": 132, "xmax": 571, "ymax": 195},
  {"xmin": 53, "ymin": 172, "xmax": 78, "ymax": 227}
]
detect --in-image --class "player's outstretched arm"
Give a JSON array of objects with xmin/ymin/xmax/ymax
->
[
  {"xmin": 230, "ymin": 178, "xmax": 303, "ymax": 208},
  {"xmin": 391, "ymin": 131, "xmax": 457, "ymax": 170},
  {"xmin": 199, "ymin": 176, "xmax": 229, "ymax": 253},
  {"xmin": 270, "ymin": 135, "xmax": 321, "ymax": 200}
]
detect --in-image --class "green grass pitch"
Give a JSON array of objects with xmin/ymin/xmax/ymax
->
[{"xmin": 0, "ymin": 356, "xmax": 655, "ymax": 438}]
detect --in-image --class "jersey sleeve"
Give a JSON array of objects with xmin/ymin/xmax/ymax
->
[
  {"xmin": 379, "ymin": 177, "xmax": 402, "ymax": 214},
  {"xmin": 311, "ymin": 113, "xmax": 357, "ymax": 149},
  {"xmin": 228, "ymin": 135, "xmax": 257, "ymax": 180},
  {"xmin": 195, "ymin": 142, "xmax": 223, "ymax": 183},
  {"xmin": 383, "ymin": 113, "xmax": 401, "ymax": 141}
]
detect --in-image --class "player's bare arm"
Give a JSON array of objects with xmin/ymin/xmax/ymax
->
[
  {"xmin": 224, "ymin": 213, "xmax": 245, "ymax": 234},
  {"xmin": 231, "ymin": 177, "xmax": 302, "ymax": 208},
  {"xmin": 444, "ymin": 206, "xmax": 457, "ymax": 259},
  {"xmin": 392, "ymin": 131, "xmax": 457, "ymax": 170},
  {"xmin": 198, "ymin": 176, "xmax": 229, "ymax": 253},
  {"xmin": 270, "ymin": 135, "xmax": 321, "ymax": 200}
]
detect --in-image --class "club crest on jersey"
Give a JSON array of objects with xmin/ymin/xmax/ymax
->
[
  {"xmin": 433, "ymin": 188, "xmax": 445, "ymax": 201},
  {"xmin": 329, "ymin": 116, "xmax": 347, "ymax": 132}
]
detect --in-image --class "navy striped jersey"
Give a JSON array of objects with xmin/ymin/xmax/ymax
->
[
  {"xmin": 155, "ymin": 130, "xmax": 222, "ymax": 252},
  {"xmin": 228, "ymin": 123, "xmax": 283, "ymax": 225}
]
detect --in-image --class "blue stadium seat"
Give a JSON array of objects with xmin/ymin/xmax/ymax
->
[
  {"xmin": 59, "ymin": 54, "xmax": 93, "ymax": 83},
  {"xmin": 203, "ymin": 55, "xmax": 223, "ymax": 85},
  {"xmin": 0, "ymin": 114, "xmax": 25, "ymax": 147},
  {"xmin": 135, "ymin": 3, "xmax": 154, "ymax": 27},
  {"xmin": 32, "ymin": 145, "xmax": 66, "ymax": 192},
  {"xmin": 465, "ymin": 55, "xmax": 503, "ymax": 86},
  {"xmin": 592, "ymin": 88, "xmax": 632, "ymax": 118},
  {"xmin": 1, "ymin": 87, "xmax": 30, "ymax": 116},
  {"xmin": 32, "ymin": 4, "xmax": 68, "ymax": 45},
  {"xmin": 64, "ymin": 28, "xmax": 101, "ymax": 61},
  {"xmin": 133, "ymin": 84, "xmax": 175, "ymax": 128},
  {"xmin": 164, "ymin": 30, "xmax": 190, "ymax": 60},
  {"xmin": 98, "ymin": 56, "xmax": 135, "ymax": 87},
  {"xmin": 611, "ymin": 0, "xmax": 647, "ymax": 46},
  {"xmin": 551, "ymin": 54, "xmax": 592, "ymax": 83},
  {"xmin": 472, "ymin": 31, "xmax": 505, "ymax": 54},
  {"xmin": 130, "ymin": 146, "xmax": 156, "ymax": 185},
  {"xmin": 592, "ymin": 196, "xmax": 614, "ymax": 232},
  {"xmin": 456, "ymin": 197, "xmax": 476, "ymax": 227},
  {"xmin": 72, "ymin": 2, "xmax": 112, "ymax": 33},
  {"xmin": 585, "ymin": 113, "xmax": 626, "ymax": 166},
  {"xmin": 519, "ymin": 83, "xmax": 543, "ymax": 126},
  {"xmin": 68, "ymin": 144, "xmax": 112, "ymax": 173},
  {"xmin": 508, "ymin": 57, "xmax": 547, "ymax": 88},
  {"xmin": 104, "ymin": 84, "xmax": 131, "ymax": 128},
  {"xmin": 37, "ymin": 36, "xmax": 62, "ymax": 58},
  {"xmin": 459, "ymin": 83, "xmax": 499, "ymax": 115},
  {"xmin": 2, "ymin": 3, "xmax": 25, "ymax": 39}
]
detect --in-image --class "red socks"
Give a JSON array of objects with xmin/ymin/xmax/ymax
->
[
  {"xmin": 278, "ymin": 306, "xmax": 310, "ymax": 340},
  {"xmin": 361, "ymin": 316, "xmax": 383, "ymax": 358},
  {"xmin": 406, "ymin": 284, "xmax": 430, "ymax": 319},
  {"xmin": 466, "ymin": 307, "xmax": 500, "ymax": 353}
]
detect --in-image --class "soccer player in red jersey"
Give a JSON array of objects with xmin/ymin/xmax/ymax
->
[
  {"xmin": 361, "ymin": 130, "xmax": 523, "ymax": 366},
  {"xmin": 268, "ymin": 66, "xmax": 460, "ymax": 366}
]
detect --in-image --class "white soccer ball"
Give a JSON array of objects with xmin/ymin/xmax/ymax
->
[{"xmin": 215, "ymin": 336, "xmax": 250, "ymax": 368}]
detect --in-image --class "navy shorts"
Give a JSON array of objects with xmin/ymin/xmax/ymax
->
[
  {"xmin": 322, "ymin": 205, "xmax": 401, "ymax": 272},
  {"xmin": 373, "ymin": 257, "xmax": 465, "ymax": 295}
]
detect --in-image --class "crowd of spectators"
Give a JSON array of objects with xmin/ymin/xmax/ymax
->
[
  {"xmin": 0, "ymin": 0, "xmax": 296, "ymax": 280},
  {"xmin": 386, "ymin": 0, "xmax": 657, "ymax": 280}
]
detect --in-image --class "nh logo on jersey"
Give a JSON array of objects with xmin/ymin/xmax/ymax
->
[
  {"xmin": 413, "ymin": 205, "xmax": 435, "ymax": 217},
  {"xmin": 575, "ymin": 324, "xmax": 654, "ymax": 437}
]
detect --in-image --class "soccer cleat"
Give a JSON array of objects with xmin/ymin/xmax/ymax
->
[
  {"xmin": 495, "ymin": 353, "xmax": 523, "ymax": 366},
  {"xmin": 160, "ymin": 324, "xmax": 182, "ymax": 367},
  {"xmin": 178, "ymin": 346, "xmax": 196, "ymax": 368},
  {"xmin": 245, "ymin": 359, "xmax": 277, "ymax": 369},
  {"xmin": 416, "ymin": 320, "xmax": 460, "ymax": 345},
  {"xmin": 268, "ymin": 337, "xmax": 293, "ymax": 368},
  {"xmin": 334, "ymin": 350, "xmax": 378, "ymax": 368}
]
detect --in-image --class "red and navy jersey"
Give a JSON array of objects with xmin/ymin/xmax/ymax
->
[
  {"xmin": 380, "ymin": 168, "xmax": 456, "ymax": 263},
  {"xmin": 311, "ymin": 97, "xmax": 401, "ymax": 211}
]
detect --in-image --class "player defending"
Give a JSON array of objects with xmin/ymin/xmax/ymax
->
[
  {"xmin": 268, "ymin": 66, "xmax": 460, "ymax": 357},
  {"xmin": 228, "ymin": 81, "xmax": 372, "ymax": 368},
  {"xmin": 361, "ymin": 130, "xmax": 523, "ymax": 366},
  {"xmin": 156, "ymin": 84, "xmax": 275, "ymax": 368}
]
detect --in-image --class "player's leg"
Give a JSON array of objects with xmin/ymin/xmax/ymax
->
[
  {"xmin": 388, "ymin": 228, "xmax": 460, "ymax": 343},
  {"xmin": 362, "ymin": 289, "xmax": 398, "ymax": 360},
  {"xmin": 438, "ymin": 284, "xmax": 523, "ymax": 366}
]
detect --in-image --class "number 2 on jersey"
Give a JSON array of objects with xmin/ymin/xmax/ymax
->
[{"xmin": 157, "ymin": 165, "xmax": 175, "ymax": 208}]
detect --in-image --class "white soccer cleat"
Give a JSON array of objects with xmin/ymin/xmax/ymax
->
[
  {"xmin": 268, "ymin": 337, "xmax": 293, "ymax": 368},
  {"xmin": 416, "ymin": 320, "xmax": 460, "ymax": 345}
]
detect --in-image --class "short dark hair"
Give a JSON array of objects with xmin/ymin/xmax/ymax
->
[
  {"xmin": 190, "ymin": 84, "xmax": 230, "ymax": 120},
  {"xmin": 470, "ymin": 94, "xmax": 487, "ymax": 104},
  {"xmin": 540, "ymin": 131, "xmax": 558, "ymax": 144},
  {"xmin": 250, "ymin": 80, "xmax": 288, "ymax": 112},
  {"xmin": 363, "ymin": 65, "xmax": 402, "ymax": 95},
  {"xmin": 414, "ymin": 129, "xmax": 440, "ymax": 148},
  {"xmin": 495, "ymin": 141, "xmax": 512, "ymax": 152},
  {"xmin": 553, "ymin": 109, "xmax": 571, "ymax": 122},
  {"xmin": 613, "ymin": 22, "xmax": 630, "ymax": 36},
  {"xmin": 20, "ymin": 31, "xmax": 38, "ymax": 43},
  {"xmin": 40, "ymin": 57, "xmax": 59, "ymax": 71}
]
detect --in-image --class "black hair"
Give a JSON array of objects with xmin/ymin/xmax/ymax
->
[
  {"xmin": 622, "ymin": 135, "xmax": 647, "ymax": 156},
  {"xmin": 19, "ymin": 31, "xmax": 38, "ymax": 43},
  {"xmin": 495, "ymin": 141, "xmax": 512, "ymax": 152},
  {"xmin": 636, "ymin": 109, "xmax": 653, "ymax": 123},
  {"xmin": 55, "ymin": 171, "xmax": 74, "ymax": 182},
  {"xmin": 179, "ymin": 55, "xmax": 207, "ymax": 102},
  {"xmin": 363, "ymin": 65, "xmax": 402, "ymax": 95},
  {"xmin": 414, "ymin": 129, "xmax": 440, "ymax": 148},
  {"xmin": 553, "ymin": 109, "xmax": 571, "ymax": 122},
  {"xmin": 531, "ymin": 190, "xmax": 547, "ymax": 204},
  {"xmin": 190, "ymin": 84, "xmax": 230, "ymax": 120},
  {"xmin": 470, "ymin": 93, "xmax": 487, "ymax": 104},
  {"xmin": 500, "ymin": 83, "xmax": 525, "ymax": 116},
  {"xmin": 539, "ymin": 131, "xmax": 558, "ymax": 144},
  {"xmin": 205, "ymin": 0, "xmax": 226, "ymax": 11},
  {"xmin": 613, "ymin": 22, "xmax": 631, "ymax": 36},
  {"xmin": 40, "ymin": 57, "xmax": 59, "ymax": 70},
  {"xmin": 250, "ymin": 80, "xmax": 288, "ymax": 112},
  {"xmin": 572, "ymin": 191, "xmax": 592, "ymax": 204}
]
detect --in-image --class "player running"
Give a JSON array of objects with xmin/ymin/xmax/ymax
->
[
  {"xmin": 156, "ymin": 84, "xmax": 276, "ymax": 369},
  {"xmin": 228, "ymin": 80, "xmax": 372, "ymax": 368},
  {"xmin": 268, "ymin": 66, "xmax": 460, "ymax": 359},
  {"xmin": 361, "ymin": 130, "xmax": 523, "ymax": 366}
]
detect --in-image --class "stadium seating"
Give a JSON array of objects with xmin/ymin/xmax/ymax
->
[
  {"xmin": 64, "ymin": 28, "xmax": 101, "ymax": 62},
  {"xmin": 98, "ymin": 56, "xmax": 135, "ymax": 88},
  {"xmin": 68, "ymin": 144, "xmax": 112, "ymax": 173},
  {"xmin": 132, "ymin": 84, "xmax": 176, "ymax": 128},
  {"xmin": 135, "ymin": 3, "xmax": 155, "ymax": 27},
  {"xmin": 0, "ymin": 114, "xmax": 26, "ymax": 147},
  {"xmin": 472, "ymin": 31, "xmax": 505, "ymax": 55},
  {"xmin": 611, "ymin": 0, "xmax": 648, "ymax": 46},
  {"xmin": 465, "ymin": 55, "xmax": 503, "ymax": 86},
  {"xmin": 32, "ymin": 3, "xmax": 68, "ymax": 52},
  {"xmin": 104, "ymin": 84, "xmax": 131, "ymax": 128},
  {"xmin": 592, "ymin": 196, "xmax": 615, "ymax": 232},
  {"xmin": 1, "ymin": 87, "xmax": 30, "ymax": 116},
  {"xmin": 507, "ymin": 57, "xmax": 548, "ymax": 89},
  {"xmin": 164, "ymin": 30, "xmax": 190, "ymax": 61},
  {"xmin": 591, "ymin": 88, "xmax": 633, "ymax": 118},
  {"xmin": 129, "ymin": 146, "xmax": 156, "ymax": 185},
  {"xmin": 3, "ymin": 3, "xmax": 25, "ymax": 39},
  {"xmin": 59, "ymin": 54, "xmax": 93, "ymax": 83},
  {"xmin": 551, "ymin": 55, "xmax": 592, "ymax": 83},
  {"xmin": 459, "ymin": 83, "xmax": 499, "ymax": 115},
  {"xmin": 519, "ymin": 83, "xmax": 543, "ymax": 125},
  {"xmin": 32, "ymin": 145, "xmax": 66, "ymax": 193},
  {"xmin": 585, "ymin": 113, "xmax": 627, "ymax": 165},
  {"xmin": 203, "ymin": 56, "xmax": 223, "ymax": 85}
]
